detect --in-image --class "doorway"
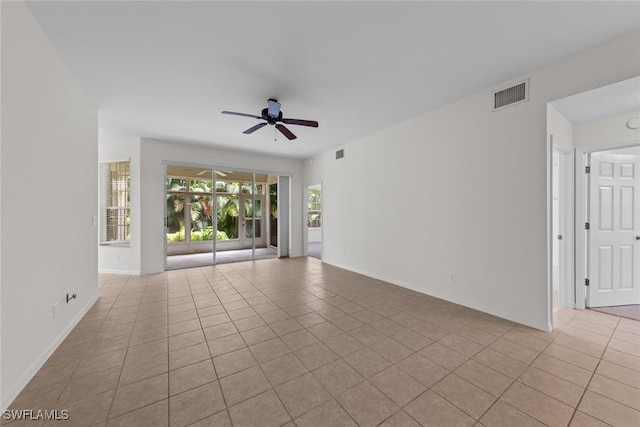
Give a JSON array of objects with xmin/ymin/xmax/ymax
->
[
  {"xmin": 164, "ymin": 165, "xmax": 280, "ymax": 269},
  {"xmin": 240, "ymin": 194, "xmax": 265, "ymax": 248},
  {"xmin": 586, "ymin": 146, "xmax": 640, "ymax": 308},
  {"xmin": 269, "ymin": 182, "xmax": 278, "ymax": 249},
  {"xmin": 552, "ymin": 149, "xmax": 562, "ymax": 312},
  {"xmin": 307, "ymin": 184, "xmax": 322, "ymax": 260},
  {"xmin": 550, "ymin": 141, "xmax": 575, "ymax": 314},
  {"xmin": 547, "ymin": 77, "xmax": 640, "ymax": 326},
  {"xmin": 165, "ymin": 167, "xmax": 215, "ymax": 269}
]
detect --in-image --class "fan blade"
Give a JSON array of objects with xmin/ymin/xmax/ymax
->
[
  {"xmin": 243, "ymin": 122, "xmax": 268, "ymax": 134},
  {"xmin": 276, "ymin": 124, "xmax": 297, "ymax": 140},
  {"xmin": 222, "ymin": 111, "xmax": 262, "ymax": 120},
  {"xmin": 281, "ymin": 118, "xmax": 319, "ymax": 128}
]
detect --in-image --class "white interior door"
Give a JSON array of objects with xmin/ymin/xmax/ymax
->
[{"xmin": 588, "ymin": 150, "xmax": 640, "ymax": 307}]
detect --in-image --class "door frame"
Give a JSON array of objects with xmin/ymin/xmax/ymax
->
[
  {"xmin": 268, "ymin": 182, "xmax": 278, "ymax": 250},
  {"xmin": 306, "ymin": 182, "xmax": 323, "ymax": 260},
  {"xmin": 239, "ymin": 192, "xmax": 266, "ymax": 249},
  {"xmin": 575, "ymin": 149, "xmax": 587, "ymax": 310},
  {"xmin": 163, "ymin": 160, "xmax": 292, "ymax": 269},
  {"xmin": 549, "ymin": 135, "xmax": 577, "ymax": 327},
  {"xmin": 548, "ymin": 138, "xmax": 635, "ymax": 323},
  {"xmin": 582, "ymin": 142, "xmax": 640, "ymax": 307},
  {"xmin": 163, "ymin": 163, "xmax": 215, "ymax": 270},
  {"xmin": 552, "ymin": 144, "xmax": 575, "ymax": 309}
]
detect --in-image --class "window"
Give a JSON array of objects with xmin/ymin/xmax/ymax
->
[
  {"xmin": 308, "ymin": 188, "xmax": 321, "ymax": 228},
  {"xmin": 100, "ymin": 161, "xmax": 130, "ymax": 244},
  {"xmin": 166, "ymin": 176, "xmax": 215, "ymax": 243}
]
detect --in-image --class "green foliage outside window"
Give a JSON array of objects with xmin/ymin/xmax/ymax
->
[
  {"xmin": 308, "ymin": 188, "xmax": 321, "ymax": 228},
  {"xmin": 167, "ymin": 177, "xmax": 259, "ymax": 243}
]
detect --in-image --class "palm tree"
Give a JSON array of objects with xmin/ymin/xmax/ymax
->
[{"xmin": 217, "ymin": 196, "xmax": 239, "ymax": 239}]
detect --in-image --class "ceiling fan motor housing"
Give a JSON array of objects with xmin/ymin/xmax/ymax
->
[
  {"xmin": 267, "ymin": 99, "xmax": 281, "ymax": 119},
  {"xmin": 262, "ymin": 108, "xmax": 283, "ymax": 124}
]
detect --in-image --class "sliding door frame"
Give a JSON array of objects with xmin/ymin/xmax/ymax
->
[{"xmin": 163, "ymin": 160, "xmax": 291, "ymax": 269}]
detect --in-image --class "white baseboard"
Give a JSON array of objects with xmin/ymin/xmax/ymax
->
[
  {"xmin": 323, "ymin": 259, "xmax": 551, "ymax": 332},
  {"xmin": 98, "ymin": 268, "xmax": 141, "ymax": 275},
  {"xmin": 1, "ymin": 292, "xmax": 100, "ymax": 411}
]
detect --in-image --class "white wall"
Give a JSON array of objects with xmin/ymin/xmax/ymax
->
[
  {"xmin": 308, "ymin": 228, "xmax": 322, "ymax": 243},
  {"xmin": 98, "ymin": 127, "xmax": 141, "ymax": 274},
  {"xmin": 574, "ymin": 110, "xmax": 640, "ymax": 151},
  {"xmin": 1, "ymin": 1, "xmax": 98, "ymax": 409},
  {"xmin": 305, "ymin": 30, "xmax": 640, "ymax": 331},
  {"xmin": 139, "ymin": 138, "xmax": 304, "ymax": 274}
]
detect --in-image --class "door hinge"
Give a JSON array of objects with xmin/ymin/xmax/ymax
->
[
  {"xmin": 585, "ymin": 222, "xmax": 590, "ymax": 230},
  {"xmin": 585, "ymin": 166, "xmax": 591, "ymax": 173},
  {"xmin": 585, "ymin": 278, "xmax": 590, "ymax": 287}
]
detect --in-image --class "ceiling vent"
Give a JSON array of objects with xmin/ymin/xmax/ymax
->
[
  {"xmin": 336, "ymin": 149, "xmax": 344, "ymax": 160},
  {"xmin": 493, "ymin": 79, "xmax": 529, "ymax": 111}
]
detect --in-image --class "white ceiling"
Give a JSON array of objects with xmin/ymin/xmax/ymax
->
[{"xmin": 25, "ymin": 1, "xmax": 640, "ymax": 159}]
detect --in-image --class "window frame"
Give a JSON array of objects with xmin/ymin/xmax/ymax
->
[
  {"xmin": 100, "ymin": 160, "xmax": 131, "ymax": 246},
  {"xmin": 307, "ymin": 188, "xmax": 322, "ymax": 229}
]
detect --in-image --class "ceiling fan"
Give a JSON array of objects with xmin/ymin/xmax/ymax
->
[
  {"xmin": 222, "ymin": 99, "xmax": 318, "ymax": 140},
  {"xmin": 172, "ymin": 168, "xmax": 229, "ymax": 179},
  {"xmin": 197, "ymin": 170, "xmax": 229, "ymax": 177}
]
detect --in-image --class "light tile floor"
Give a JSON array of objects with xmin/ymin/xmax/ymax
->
[{"xmin": 5, "ymin": 257, "xmax": 640, "ymax": 426}]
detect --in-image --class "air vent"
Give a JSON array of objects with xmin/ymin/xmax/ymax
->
[
  {"xmin": 493, "ymin": 79, "xmax": 529, "ymax": 111},
  {"xmin": 336, "ymin": 149, "xmax": 344, "ymax": 160}
]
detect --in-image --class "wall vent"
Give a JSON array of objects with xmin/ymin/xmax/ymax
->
[
  {"xmin": 336, "ymin": 149, "xmax": 344, "ymax": 159},
  {"xmin": 493, "ymin": 79, "xmax": 529, "ymax": 111}
]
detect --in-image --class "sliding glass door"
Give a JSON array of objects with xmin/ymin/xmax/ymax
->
[
  {"xmin": 165, "ymin": 168, "xmax": 215, "ymax": 269},
  {"xmin": 165, "ymin": 164, "xmax": 278, "ymax": 269}
]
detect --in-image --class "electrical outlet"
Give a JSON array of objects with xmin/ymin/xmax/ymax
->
[
  {"xmin": 53, "ymin": 303, "xmax": 58, "ymax": 319},
  {"xmin": 450, "ymin": 273, "xmax": 457, "ymax": 282},
  {"xmin": 92, "ymin": 216, "xmax": 97, "ymax": 226},
  {"xmin": 116, "ymin": 253, "xmax": 120, "ymax": 261}
]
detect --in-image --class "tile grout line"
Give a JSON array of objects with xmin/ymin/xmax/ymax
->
[
  {"xmin": 201, "ymin": 269, "xmax": 235, "ymax": 422},
  {"xmin": 207, "ymin": 268, "xmax": 284, "ymax": 426},
  {"xmin": 234, "ymin": 274, "xmax": 297, "ymax": 426},
  {"xmin": 165, "ymin": 272, "xmax": 181, "ymax": 427},
  {"xmin": 416, "ymin": 323, "xmax": 520, "ymax": 424},
  {"xmin": 472, "ymin": 329, "xmax": 564, "ymax": 426},
  {"xmin": 26, "ymin": 262, "xmax": 640, "ymax": 426},
  {"xmin": 97, "ymin": 274, "xmax": 139, "ymax": 424},
  {"xmin": 173, "ymin": 269, "xmax": 231, "ymax": 427},
  {"xmin": 564, "ymin": 314, "xmax": 621, "ymax": 426},
  {"xmin": 103, "ymin": 274, "xmax": 168, "ymax": 423}
]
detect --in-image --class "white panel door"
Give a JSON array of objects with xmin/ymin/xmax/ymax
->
[{"xmin": 588, "ymin": 151, "xmax": 640, "ymax": 307}]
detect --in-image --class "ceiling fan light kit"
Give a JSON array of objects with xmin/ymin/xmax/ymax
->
[
  {"xmin": 627, "ymin": 117, "xmax": 640, "ymax": 129},
  {"xmin": 222, "ymin": 99, "xmax": 318, "ymax": 140}
]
